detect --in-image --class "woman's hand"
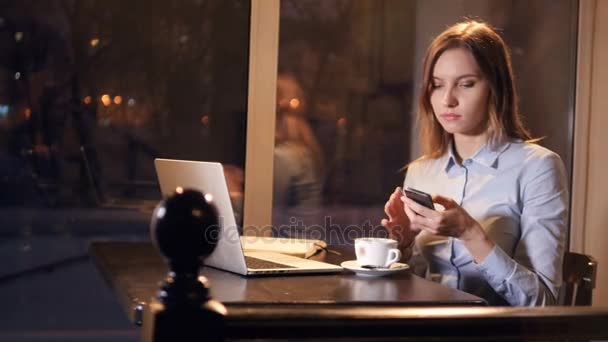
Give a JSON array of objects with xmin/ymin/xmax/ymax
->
[
  {"xmin": 401, "ymin": 194, "xmax": 495, "ymax": 263},
  {"xmin": 381, "ymin": 187, "xmax": 420, "ymax": 248}
]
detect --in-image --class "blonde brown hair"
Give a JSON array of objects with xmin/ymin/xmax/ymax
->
[{"xmin": 417, "ymin": 20, "xmax": 532, "ymax": 159}]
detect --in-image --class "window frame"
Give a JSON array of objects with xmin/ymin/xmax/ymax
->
[{"xmin": 243, "ymin": 0, "xmax": 280, "ymax": 235}]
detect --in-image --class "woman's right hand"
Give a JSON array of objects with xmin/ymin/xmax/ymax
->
[{"xmin": 381, "ymin": 187, "xmax": 420, "ymax": 248}]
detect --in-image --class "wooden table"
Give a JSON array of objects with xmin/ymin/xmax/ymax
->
[
  {"xmin": 89, "ymin": 241, "xmax": 608, "ymax": 340},
  {"xmin": 89, "ymin": 241, "xmax": 485, "ymax": 324}
]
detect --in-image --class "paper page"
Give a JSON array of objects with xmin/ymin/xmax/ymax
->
[{"xmin": 240, "ymin": 236, "xmax": 325, "ymax": 257}]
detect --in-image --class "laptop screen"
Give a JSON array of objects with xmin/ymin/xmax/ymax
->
[{"xmin": 154, "ymin": 158, "xmax": 249, "ymax": 274}]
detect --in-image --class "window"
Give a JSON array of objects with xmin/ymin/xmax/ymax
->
[{"xmin": 0, "ymin": 0, "xmax": 250, "ymax": 208}]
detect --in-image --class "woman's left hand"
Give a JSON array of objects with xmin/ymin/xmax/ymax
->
[{"xmin": 401, "ymin": 194, "xmax": 495, "ymax": 263}]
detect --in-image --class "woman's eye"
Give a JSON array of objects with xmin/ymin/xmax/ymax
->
[
  {"xmin": 431, "ymin": 83, "xmax": 443, "ymax": 89},
  {"xmin": 460, "ymin": 82, "xmax": 475, "ymax": 88}
]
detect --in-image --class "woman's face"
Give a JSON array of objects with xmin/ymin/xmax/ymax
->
[{"xmin": 429, "ymin": 47, "xmax": 491, "ymax": 137}]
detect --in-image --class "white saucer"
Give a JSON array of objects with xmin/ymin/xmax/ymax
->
[{"xmin": 340, "ymin": 260, "xmax": 410, "ymax": 277}]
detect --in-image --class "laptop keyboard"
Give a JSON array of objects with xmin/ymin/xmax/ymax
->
[{"xmin": 244, "ymin": 256, "xmax": 296, "ymax": 269}]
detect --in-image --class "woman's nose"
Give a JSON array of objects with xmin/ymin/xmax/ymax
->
[{"xmin": 442, "ymin": 88, "xmax": 458, "ymax": 107}]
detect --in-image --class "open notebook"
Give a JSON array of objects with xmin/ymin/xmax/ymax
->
[
  {"xmin": 240, "ymin": 236, "xmax": 328, "ymax": 259},
  {"xmin": 154, "ymin": 158, "xmax": 342, "ymax": 275}
]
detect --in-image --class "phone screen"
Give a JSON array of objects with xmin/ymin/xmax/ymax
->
[{"xmin": 403, "ymin": 187, "xmax": 435, "ymax": 210}]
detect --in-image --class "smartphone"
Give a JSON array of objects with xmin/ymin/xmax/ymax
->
[{"xmin": 402, "ymin": 187, "xmax": 435, "ymax": 210}]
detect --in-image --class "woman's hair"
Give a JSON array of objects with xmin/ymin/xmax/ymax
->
[{"xmin": 417, "ymin": 20, "xmax": 532, "ymax": 159}]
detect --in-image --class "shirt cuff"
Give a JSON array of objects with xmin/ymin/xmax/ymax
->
[{"xmin": 475, "ymin": 245, "xmax": 517, "ymax": 287}]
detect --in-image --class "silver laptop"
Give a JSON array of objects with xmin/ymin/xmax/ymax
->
[{"xmin": 154, "ymin": 158, "xmax": 343, "ymax": 275}]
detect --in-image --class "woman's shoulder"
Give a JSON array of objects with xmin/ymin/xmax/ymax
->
[
  {"xmin": 508, "ymin": 141, "xmax": 563, "ymax": 164},
  {"xmin": 404, "ymin": 155, "xmax": 449, "ymax": 182},
  {"xmin": 506, "ymin": 141, "xmax": 566, "ymax": 177}
]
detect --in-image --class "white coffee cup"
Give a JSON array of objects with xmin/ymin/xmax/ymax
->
[{"xmin": 354, "ymin": 238, "xmax": 401, "ymax": 268}]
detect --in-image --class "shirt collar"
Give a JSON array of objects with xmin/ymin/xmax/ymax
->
[
  {"xmin": 444, "ymin": 139, "xmax": 512, "ymax": 172},
  {"xmin": 443, "ymin": 144, "xmax": 458, "ymax": 172}
]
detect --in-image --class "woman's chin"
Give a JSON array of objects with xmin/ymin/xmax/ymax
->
[
  {"xmin": 439, "ymin": 123, "xmax": 486, "ymax": 137},
  {"xmin": 438, "ymin": 122, "xmax": 462, "ymax": 134}
]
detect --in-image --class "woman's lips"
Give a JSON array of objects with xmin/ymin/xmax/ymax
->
[{"xmin": 440, "ymin": 113, "xmax": 461, "ymax": 121}]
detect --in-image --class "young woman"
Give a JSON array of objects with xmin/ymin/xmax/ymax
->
[{"xmin": 382, "ymin": 20, "xmax": 568, "ymax": 306}]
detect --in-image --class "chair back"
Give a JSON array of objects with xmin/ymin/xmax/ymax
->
[{"xmin": 562, "ymin": 252, "xmax": 597, "ymax": 306}]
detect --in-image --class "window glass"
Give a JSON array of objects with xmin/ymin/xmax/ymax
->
[
  {"xmin": 0, "ymin": 0, "xmax": 250, "ymax": 208},
  {"xmin": 273, "ymin": 0, "xmax": 577, "ymax": 242}
]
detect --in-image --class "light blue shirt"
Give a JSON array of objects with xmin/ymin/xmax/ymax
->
[{"xmin": 404, "ymin": 140, "xmax": 569, "ymax": 306}]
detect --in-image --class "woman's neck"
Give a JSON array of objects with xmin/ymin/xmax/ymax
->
[{"xmin": 452, "ymin": 133, "xmax": 488, "ymax": 163}]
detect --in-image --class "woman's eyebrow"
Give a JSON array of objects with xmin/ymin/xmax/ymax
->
[{"xmin": 432, "ymin": 74, "xmax": 480, "ymax": 81}]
